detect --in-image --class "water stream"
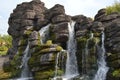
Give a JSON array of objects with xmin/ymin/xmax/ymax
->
[
  {"xmin": 93, "ymin": 31, "xmax": 109, "ymax": 80},
  {"xmin": 81, "ymin": 33, "xmax": 94, "ymax": 80},
  {"xmin": 39, "ymin": 24, "xmax": 50, "ymax": 44},
  {"xmin": 18, "ymin": 43, "xmax": 33, "ymax": 80},
  {"xmin": 39, "ymin": 24, "xmax": 52, "ymax": 62},
  {"xmin": 63, "ymin": 21, "xmax": 79, "ymax": 79}
]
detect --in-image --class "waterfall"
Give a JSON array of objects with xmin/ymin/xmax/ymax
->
[
  {"xmin": 93, "ymin": 31, "xmax": 109, "ymax": 80},
  {"xmin": 21, "ymin": 43, "xmax": 30, "ymax": 78},
  {"xmin": 39, "ymin": 24, "xmax": 50, "ymax": 44},
  {"xmin": 63, "ymin": 21, "xmax": 78, "ymax": 79},
  {"xmin": 20, "ymin": 43, "xmax": 32, "ymax": 80},
  {"xmin": 82, "ymin": 33, "xmax": 94, "ymax": 79},
  {"xmin": 54, "ymin": 52, "xmax": 60, "ymax": 77},
  {"xmin": 39, "ymin": 24, "xmax": 51, "ymax": 62}
]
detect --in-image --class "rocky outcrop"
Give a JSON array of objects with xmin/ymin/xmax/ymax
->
[
  {"xmin": 5, "ymin": 0, "xmax": 70, "ymax": 79},
  {"xmin": 7, "ymin": 0, "xmax": 47, "ymax": 61},
  {"xmin": 72, "ymin": 15, "xmax": 93, "ymax": 37},
  {"xmin": 3, "ymin": 0, "xmax": 120, "ymax": 80},
  {"xmin": 95, "ymin": 9, "xmax": 120, "ymax": 80},
  {"xmin": 28, "ymin": 40, "xmax": 65, "ymax": 79}
]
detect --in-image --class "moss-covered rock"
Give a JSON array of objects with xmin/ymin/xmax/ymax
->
[
  {"xmin": 28, "ymin": 39, "xmax": 65, "ymax": 80},
  {"xmin": 23, "ymin": 29, "xmax": 33, "ymax": 37},
  {"xmin": 88, "ymin": 37, "xmax": 100, "ymax": 49},
  {"xmin": 34, "ymin": 70, "xmax": 54, "ymax": 80},
  {"xmin": 56, "ymin": 46, "xmax": 63, "ymax": 51},
  {"xmin": 0, "ymin": 69, "xmax": 11, "ymax": 79},
  {"xmin": 46, "ymin": 40, "xmax": 53, "ymax": 46},
  {"xmin": 77, "ymin": 37, "xmax": 87, "ymax": 49},
  {"xmin": 112, "ymin": 69, "xmax": 120, "ymax": 77},
  {"xmin": 19, "ymin": 38, "xmax": 28, "ymax": 47}
]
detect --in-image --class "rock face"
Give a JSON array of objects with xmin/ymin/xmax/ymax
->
[
  {"xmin": 4, "ymin": 0, "xmax": 120, "ymax": 80},
  {"xmin": 7, "ymin": 0, "xmax": 47, "ymax": 60},
  {"xmin": 95, "ymin": 9, "xmax": 120, "ymax": 80}
]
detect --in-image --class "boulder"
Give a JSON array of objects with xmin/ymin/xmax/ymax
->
[
  {"xmin": 94, "ymin": 8, "xmax": 106, "ymax": 21},
  {"xmin": 50, "ymin": 22, "xmax": 69, "ymax": 42},
  {"xmin": 91, "ymin": 21, "xmax": 105, "ymax": 32},
  {"xmin": 45, "ymin": 4, "xmax": 65, "ymax": 20},
  {"xmin": 51, "ymin": 15, "xmax": 71, "ymax": 24}
]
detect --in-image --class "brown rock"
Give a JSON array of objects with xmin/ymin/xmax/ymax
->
[
  {"xmin": 46, "ymin": 4, "xmax": 65, "ymax": 20},
  {"xmin": 51, "ymin": 15, "xmax": 71, "ymax": 24}
]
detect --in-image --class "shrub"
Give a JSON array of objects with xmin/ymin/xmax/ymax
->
[{"xmin": 106, "ymin": 1, "xmax": 120, "ymax": 14}]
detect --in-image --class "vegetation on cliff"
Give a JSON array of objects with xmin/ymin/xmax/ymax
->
[{"xmin": 106, "ymin": 1, "xmax": 120, "ymax": 14}]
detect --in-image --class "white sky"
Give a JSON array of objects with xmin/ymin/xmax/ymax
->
[{"xmin": 0, "ymin": 0, "xmax": 117, "ymax": 35}]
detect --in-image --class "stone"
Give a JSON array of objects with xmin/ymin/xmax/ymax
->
[
  {"xmin": 46, "ymin": 4, "xmax": 65, "ymax": 20},
  {"xmin": 91, "ymin": 21, "xmax": 105, "ymax": 32},
  {"xmin": 22, "ymin": 10, "xmax": 36, "ymax": 19},
  {"xmin": 29, "ymin": 31, "xmax": 39, "ymax": 41},
  {"xmin": 50, "ymin": 22, "xmax": 69, "ymax": 42},
  {"xmin": 105, "ymin": 20, "xmax": 120, "ymax": 53},
  {"xmin": 21, "ymin": 19, "xmax": 34, "ymax": 27},
  {"xmin": 29, "ymin": 40, "xmax": 40, "ymax": 48},
  {"xmin": 72, "ymin": 15, "xmax": 93, "ymax": 25},
  {"xmin": 51, "ymin": 15, "xmax": 71, "ymax": 24},
  {"xmin": 8, "ymin": 27, "xmax": 20, "ymax": 37},
  {"xmin": 94, "ymin": 8, "xmax": 106, "ymax": 21}
]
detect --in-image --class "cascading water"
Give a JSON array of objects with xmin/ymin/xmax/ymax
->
[
  {"xmin": 93, "ymin": 31, "xmax": 109, "ymax": 80},
  {"xmin": 54, "ymin": 52, "xmax": 60, "ymax": 77},
  {"xmin": 81, "ymin": 33, "xmax": 94, "ymax": 80},
  {"xmin": 63, "ymin": 21, "xmax": 78, "ymax": 79},
  {"xmin": 39, "ymin": 24, "xmax": 51, "ymax": 62},
  {"xmin": 39, "ymin": 24, "xmax": 50, "ymax": 44},
  {"xmin": 20, "ymin": 43, "xmax": 32, "ymax": 80}
]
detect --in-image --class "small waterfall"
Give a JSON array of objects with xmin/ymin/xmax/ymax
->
[
  {"xmin": 82, "ymin": 33, "xmax": 94, "ymax": 79},
  {"xmin": 20, "ymin": 43, "xmax": 32, "ymax": 79},
  {"xmin": 53, "ymin": 50, "xmax": 66, "ymax": 79},
  {"xmin": 93, "ymin": 31, "xmax": 109, "ymax": 80},
  {"xmin": 39, "ymin": 24, "xmax": 51, "ymax": 62},
  {"xmin": 54, "ymin": 52, "xmax": 60, "ymax": 77},
  {"xmin": 39, "ymin": 24, "xmax": 50, "ymax": 44},
  {"xmin": 63, "ymin": 21, "xmax": 78, "ymax": 79}
]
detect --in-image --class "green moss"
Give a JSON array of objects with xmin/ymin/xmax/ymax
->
[
  {"xmin": 34, "ymin": 44, "xmax": 51, "ymax": 52},
  {"xmin": 19, "ymin": 38, "xmax": 27, "ymax": 46},
  {"xmin": 40, "ymin": 48, "xmax": 51, "ymax": 53},
  {"xmin": 34, "ymin": 70, "xmax": 54, "ymax": 80},
  {"xmin": 28, "ymin": 56, "xmax": 37, "ymax": 68},
  {"xmin": 55, "ymin": 70, "xmax": 63, "ymax": 76},
  {"xmin": 77, "ymin": 37, "xmax": 87, "ymax": 49},
  {"xmin": 8, "ymin": 53, "xmax": 22, "ymax": 78},
  {"xmin": 112, "ymin": 69, "xmax": 120, "ymax": 77},
  {"xmin": 93, "ymin": 32, "xmax": 101, "ymax": 37},
  {"xmin": 24, "ymin": 29, "xmax": 33, "ymax": 38},
  {"xmin": 46, "ymin": 40, "xmax": 52, "ymax": 46},
  {"xmin": 88, "ymin": 38, "xmax": 100, "ymax": 49},
  {"xmin": 56, "ymin": 46, "xmax": 63, "ymax": 51},
  {"xmin": 3, "ymin": 63, "xmax": 11, "ymax": 72},
  {"xmin": 0, "ymin": 69, "xmax": 11, "ymax": 79},
  {"xmin": 10, "ymin": 69, "xmax": 21, "ymax": 78}
]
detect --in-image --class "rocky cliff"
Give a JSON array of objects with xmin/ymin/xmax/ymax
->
[{"xmin": 2, "ymin": 0, "xmax": 120, "ymax": 80}]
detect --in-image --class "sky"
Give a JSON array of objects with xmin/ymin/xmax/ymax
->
[{"xmin": 0, "ymin": 0, "xmax": 117, "ymax": 35}]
